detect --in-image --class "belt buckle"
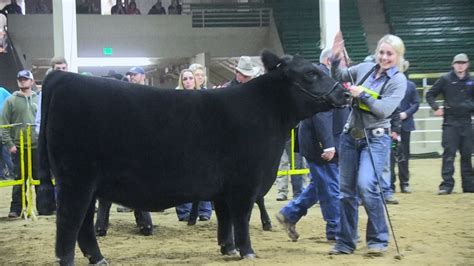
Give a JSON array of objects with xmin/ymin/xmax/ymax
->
[
  {"xmin": 371, "ymin": 128, "xmax": 385, "ymax": 137},
  {"xmin": 350, "ymin": 128, "xmax": 365, "ymax": 139}
]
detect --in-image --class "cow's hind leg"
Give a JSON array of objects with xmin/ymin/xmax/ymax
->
[
  {"xmin": 134, "ymin": 210, "xmax": 153, "ymax": 236},
  {"xmin": 78, "ymin": 199, "xmax": 107, "ymax": 264},
  {"xmin": 228, "ymin": 197, "xmax": 256, "ymax": 259},
  {"xmin": 95, "ymin": 199, "xmax": 112, "ymax": 236},
  {"xmin": 213, "ymin": 198, "xmax": 237, "ymax": 256},
  {"xmin": 55, "ymin": 182, "xmax": 101, "ymax": 265},
  {"xmin": 256, "ymin": 196, "xmax": 272, "ymax": 231}
]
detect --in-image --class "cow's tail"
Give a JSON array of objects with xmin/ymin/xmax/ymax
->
[{"xmin": 36, "ymin": 71, "xmax": 61, "ymax": 215}]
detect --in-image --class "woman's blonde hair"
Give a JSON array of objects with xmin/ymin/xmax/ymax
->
[
  {"xmin": 375, "ymin": 34, "xmax": 405, "ymax": 71},
  {"xmin": 189, "ymin": 63, "xmax": 207, "ymax": 89},
  {"xmin": 176, "ymin": 69, "xmax": 198, "ymax": 90}
]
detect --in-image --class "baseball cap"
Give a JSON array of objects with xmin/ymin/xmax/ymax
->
[
  {"xmin": 126, "ymin": 66, "xmax": 145, "ymax": 75},
  {"xmin": 452, "ymin": 53, "xmax": 469, "ymax": 64},
  {"xmin": 17, "ymin": 70, "xmax": 34, "ymax": 80},
  {"xmin": 103, "ymin": 69, "xmax": 125, "ymax": 80}
]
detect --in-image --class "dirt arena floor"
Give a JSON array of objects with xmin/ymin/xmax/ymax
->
[{"xmin": 0, "ymin": 158, "xmax": 473, "ymax": 265}]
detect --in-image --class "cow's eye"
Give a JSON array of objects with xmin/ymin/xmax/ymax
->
[{"xmin": 305, "ymin": 70, "xmax": 318, "ymax": 79}]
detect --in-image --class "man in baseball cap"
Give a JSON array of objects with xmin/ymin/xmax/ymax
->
[
  {"xmin": 426, "ymin": 53, "xmax": 473, "ymax": 195},
  {"xmin": 3, "ymin": 69, "xmax": 41, "ymax": 218},
  {"xmin": 126, "ymin": 66, "xmax": 146, "ymax": 85},
  {"xmin": 452, "ymin": 53, "xmax": 469, "ymax": 64},
  {"xmin": 17, "ymin": 69, "xmax": 34, "ymax": 80}
]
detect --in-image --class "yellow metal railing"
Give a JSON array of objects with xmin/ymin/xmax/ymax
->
[
  {"xmin": 0, "ymin": 124, "xmax": 37, "ymax": 220},
  {"xmin": 276, "ymin": 128, "xmax": 309, "ymax": 176}
]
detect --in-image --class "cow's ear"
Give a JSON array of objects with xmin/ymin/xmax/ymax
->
[
  {"xmin": 293, "ymin": 54, "xmax": 304, "ymax": 61},
  {"xmin": 261, "ymin": 50, "xmax": 281, "ymax": 72},
  {"xmin": 281, "ymin": 55, "xmax": 293, "ymax": 65},
  {"xmin": 280, "ymin": 55, "xmax": 294, "ymax": 77}
]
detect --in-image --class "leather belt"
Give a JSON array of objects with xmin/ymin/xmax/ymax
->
[{"xmin": 344, "ymin": 126, "xmax": 390, "ymax": 139}]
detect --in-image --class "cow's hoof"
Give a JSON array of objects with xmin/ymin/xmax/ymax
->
[
  {"xmin": 220, "ymin": 245, "xmax": 238, "ymax": 256},
  {"xmin": 187, "ymin": 219, "xmax": 197, "ymax": 226},
  {"xmin": 242, "ymin": 253, "xmax": 257, "ymax": 259},
  {"xmin": 223, "ymin": 249, "xmax": 239, "ymax": 256},
  {"xmin": 262, "ymin": 221, "xmax": 272, "ymax": 231},
  {"xmin": 93, "ymin": 258, "xmax": 109, "ymax": 265},
  {"xmin": 96, "ymin": 229, "xmax": 107, "ymax": 237},
  {"xmin": 140, "ymin": 226, "xmax": 153, "ymax": 236}
]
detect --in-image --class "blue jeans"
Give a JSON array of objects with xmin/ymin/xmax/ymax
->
[
  {"xmin": 280, "ymin": 161, "xmax": 340, "ymax": 240},
  {"xmin": 0, "ymin": 145, "xmax": 13, "ymax": 177},
  {"xmin": 334, "ymin": 132, "xmax": 390, "ymax": 253},
  {"xmin": 381, "ymin": 149, "xmax": 394, "ymax": 197},
  {"xmin": 175, "ymin": 201, "xmax": 212, "ymax": 220}
]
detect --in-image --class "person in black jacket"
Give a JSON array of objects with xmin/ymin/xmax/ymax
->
[
  {"xmin": 426, "ymin": 53, "xmax": 474, "ymax": 195},
  {"xmin": 148, "ymin": 0, "xmax": 166, "ymax": 15},
  {"xmin": 276, "ymin": 48, "xmax": 350, "ymax": 241},
  {"xmin": 2, "ymin": 0, "xmax": 22, "ymax": 14},
  {"xmin": 391, "ymin": 60, "xmax": 419, "ymax": 193}
]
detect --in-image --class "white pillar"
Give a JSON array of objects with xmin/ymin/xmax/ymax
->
[
  {"xmin": 319, "ymin": 0, "xmax": 340, "ymax": 50},
  {"xmin": 52, "ymin": 0, "xmax": 78, "ymax": 72}
]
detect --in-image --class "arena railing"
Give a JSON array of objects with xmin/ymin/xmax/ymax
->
[
  {"xmin": 191, "ymin": 8, "xmax": 271, "ymax": 28},
  {"xmin": 277, "ymin": 129, "xmax": 310, "ymax": 177},
  {"xmin": 0, "ymin": 123, "xmax": 37, "ymax": 220}
]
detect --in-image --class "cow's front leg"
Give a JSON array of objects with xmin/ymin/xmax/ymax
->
[
  {"xmin": 256, "ymin": 196, "xmax": 272, "ymax": 231},
  {"xmin": 187, "ymin": 201, "xmax": 199, "ymax": 226},
  {"xmin": 78, "ymin": 200, "xmax": 107, "ymax": 264},
  {"xmin": 95, "ymin": 199, "xmax": 112, "ymax": 236},
  {"xmin": 214, "ymin": 198, "xmax": 237, "ymax": 256},
  {"xmin": 56, "ymin": 182, "xmax": 96, "ymax": 265},
  {"xmin": 228, "ymin": 197, "xmax": 256, "ymax": 258}
]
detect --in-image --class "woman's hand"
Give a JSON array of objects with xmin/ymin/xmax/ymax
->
[
  {"xmin": 332, "ymin": 31, "xmax": 345, "ymax": 61},
  {"xmin": 348, "ymin": 85, "xmax": 363, "ymax": 98}
]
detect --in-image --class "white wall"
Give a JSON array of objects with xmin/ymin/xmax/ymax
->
[{"xmin": 7, "ymin": 14, "xmax": 282, "ymax": 60}]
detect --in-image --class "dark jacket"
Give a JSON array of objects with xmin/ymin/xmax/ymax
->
[
  {"xmin": 148, "ymin": 5, "xmax": 166, "ymax": 14},
  {"xmin": 426, "ymin": 70, "xmax": 474, "ymax": 122},
  {"xmin": 390, "ymin": 107, "xmax": 401, "ymax": 134},
  {"xmin": 223, "ymin": 78, "xmax": 240, "ymax": 87},
  {"xmin": 2, "ymin": 4, "xmax": 22, "ymax": 14},
  {"xmin": 298, "ymin": 107, "xmax": 349, "ymax": 164},
  {"xmin": 399, "ymin": 79, "xmax": 419, "ymax": 131}
]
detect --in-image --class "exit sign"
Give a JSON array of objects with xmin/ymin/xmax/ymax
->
[{"xmin": 103, "ymin": 47, "xmax": 113, "ymax": 55}]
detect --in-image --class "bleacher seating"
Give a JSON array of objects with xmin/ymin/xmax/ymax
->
[
  {"xmin": 189, "ymin": 1, "xmax": 369, "ymax": 64},
  {"xmin": 266, "ymin": 0, "xmax": 321, "ymax": 62},
  {"xmin": 384, "ymin": 0, "xmax": 474, "ymax": 73},
  {"xmin": 190, "ymin": 3, "xmax": 271, "ymax": 28},
  {"xmin": 267, "ymin": 0, "xmax": 368, "ymax": 63},
  {"xmin": 340, "ymin": 0, "xmax": 369, "ymax": 63}
]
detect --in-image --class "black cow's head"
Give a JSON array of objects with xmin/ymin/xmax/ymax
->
[{"xmin": 262, "ymin": 51, "xmax": 350, "ymax": 113}]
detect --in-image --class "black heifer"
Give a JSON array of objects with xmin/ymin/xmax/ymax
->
[{"xmin": 38, "ymin": 51, "xmax": 350, "ymax": 265}]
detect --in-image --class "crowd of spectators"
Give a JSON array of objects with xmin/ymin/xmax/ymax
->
[
  {"xmin": 0, "ymin": 0, "xmax": 184, "ymax": 16},
  {"xmin": 110, "ymin": 0, "xmax": 182, "ymax": 15}
]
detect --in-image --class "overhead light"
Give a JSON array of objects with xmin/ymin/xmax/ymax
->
[{"xmin": 76, "ymin": 57, "xmax": 160, "ymax": 67}]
